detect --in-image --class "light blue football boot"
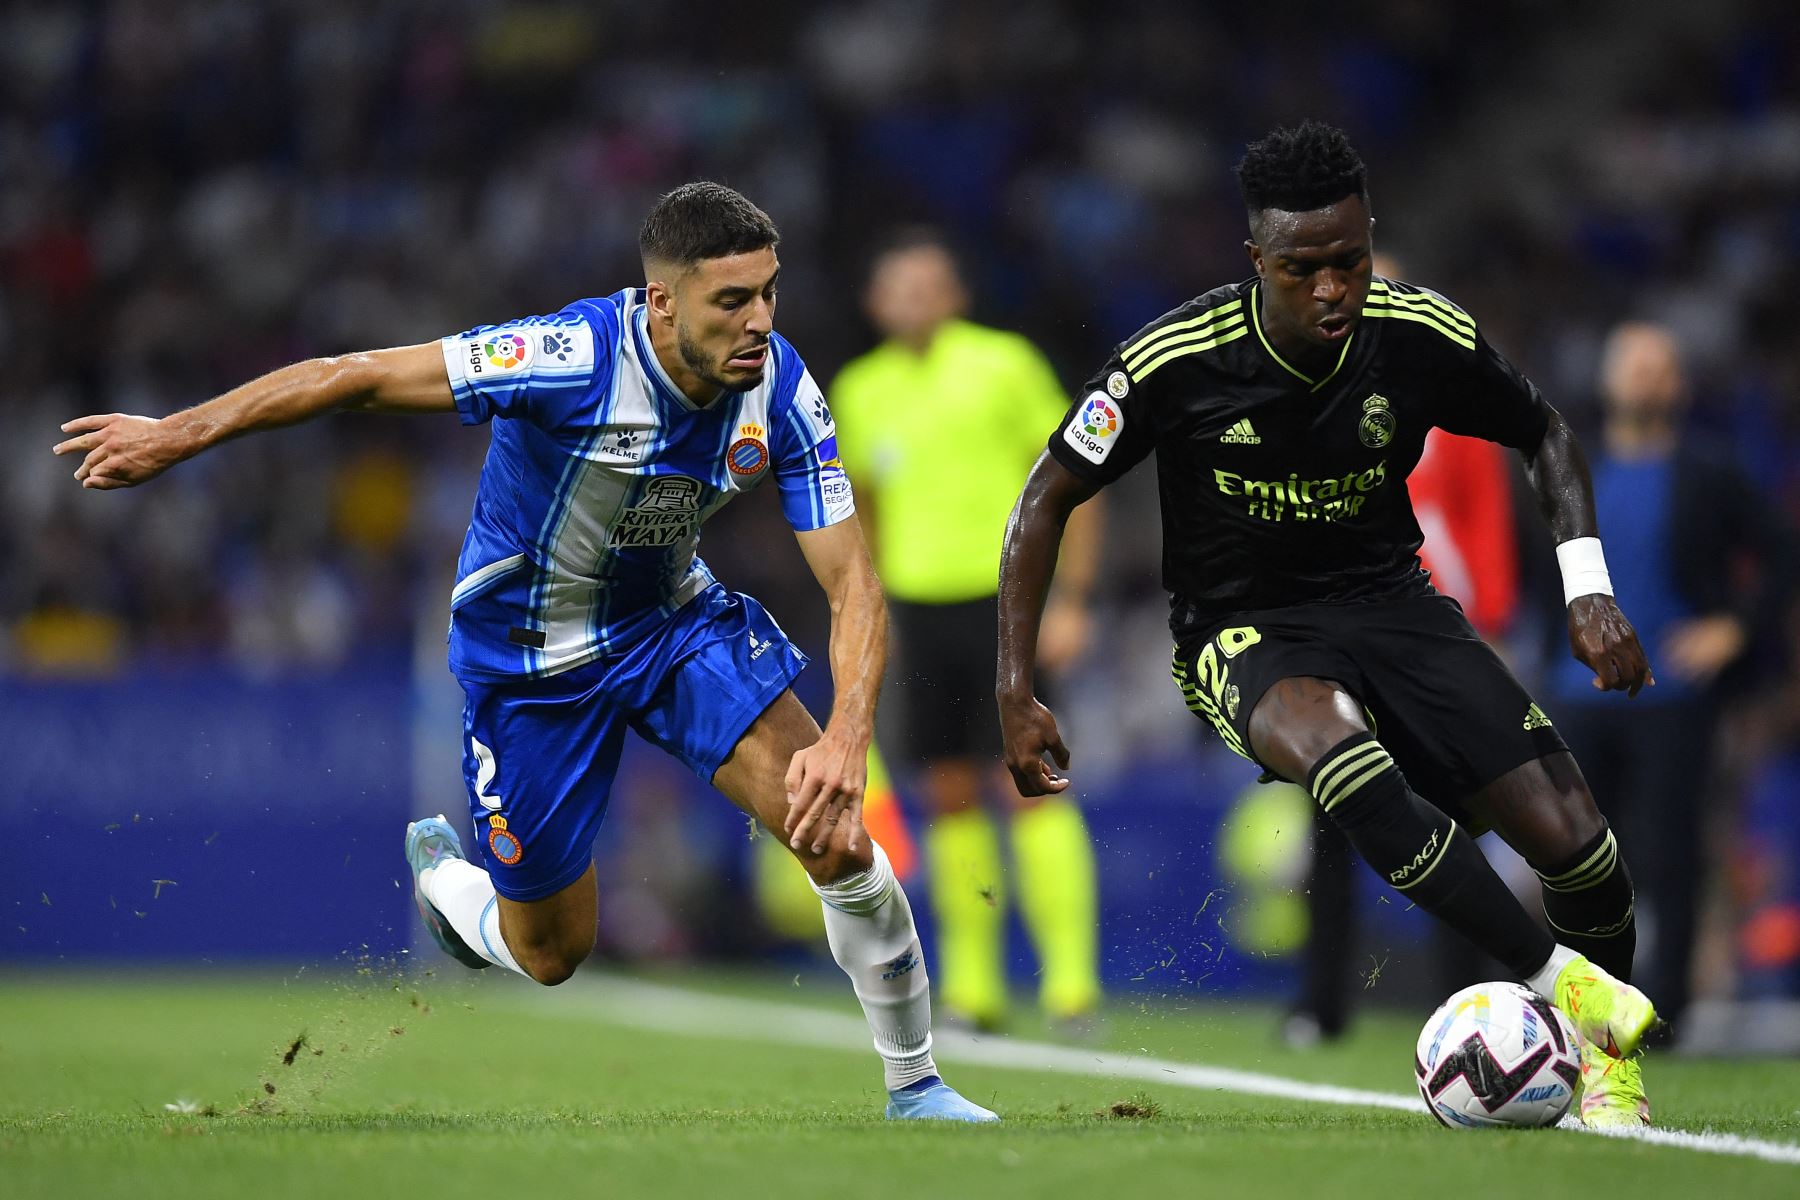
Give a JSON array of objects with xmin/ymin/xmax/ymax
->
[
  {"xmin": 884, "ymin": 1076, "xmax": 1000, "ymax": 1123},
  {"xmin": 405, "ymin": 815, "xmax": 490, "ymax": 971}
]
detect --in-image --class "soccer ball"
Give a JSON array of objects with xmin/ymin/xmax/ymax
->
[{"xmin": 1414, "ymin": 981, "xmax": 1581, "ymax": 1129}]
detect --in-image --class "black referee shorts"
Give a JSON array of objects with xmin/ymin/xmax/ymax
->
[
  {"xmin": 1171, "ymin": 593, "xmax": 1567, "ymax": 819},
  {"xmin": 886, "ymin": 594, "xmax": 1004, "ymax": 763}
]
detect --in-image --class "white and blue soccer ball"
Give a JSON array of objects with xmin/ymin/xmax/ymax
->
[{"xmin": 1414, "ymin": 981, "xmax": 1581, "ymax": 1129}]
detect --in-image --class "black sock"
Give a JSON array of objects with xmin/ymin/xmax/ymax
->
[
  {"xmin": 1308, "ymin": 732, "xmax": 1554, "ymax": 979},
  {"xmin": 1534, "ymin": 825, "xmax": 1636, "ymax": 981}
]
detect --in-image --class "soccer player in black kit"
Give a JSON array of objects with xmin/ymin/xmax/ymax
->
[{"xmin": 997, "ymin": 122, "xmax": 1660, "ymax": 1129}]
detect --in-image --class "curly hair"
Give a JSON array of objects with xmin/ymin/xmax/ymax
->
[
  {"xmin": 1234, "ymin": 121, "xmax": 1368, "ymax": 221},
  {"xmin": 639, "ymin": 182, "xmax": 779, "ymax": 270}
]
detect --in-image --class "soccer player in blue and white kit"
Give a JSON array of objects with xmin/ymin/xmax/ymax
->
[{"xmin": 54, "ymin": 182, "xmax": 996, "ymax": 1122}]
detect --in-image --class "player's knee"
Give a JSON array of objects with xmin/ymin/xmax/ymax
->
[
  {"xmin": 1482, "ymin": 753, "xmax": 1605, "ymax": 862},
  {"xmin": 1249, "ymin": 677, "xmax": 1370, "ymax": 781},
  {"xmin": 511, "ymin": 936, "xmax": 592, "ymax": 987},
  {"xmin": 803, "ymin": 839, "xmax": 875, "ymax": 886}
]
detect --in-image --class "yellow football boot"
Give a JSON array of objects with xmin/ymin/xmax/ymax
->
[
  {"xmin": 1578, "ymin": 1040, "xmax": 1651, "ymax": 1128},
  {"xmin": 1554, "ymin": 955, "xmax": 1660, "ymax": 1059}
]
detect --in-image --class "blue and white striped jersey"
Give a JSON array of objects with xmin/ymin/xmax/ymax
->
[{"xmin": 438, "ymin": 288, "xmax": 854, "ymax": 682}]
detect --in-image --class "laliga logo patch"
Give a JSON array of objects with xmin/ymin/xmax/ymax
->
[
  {"xmin": 486, "ymin": 815, "xmax": 523, "ymax": 866},
  {"xmin": 1063, "ymin": 391, "xmax": 1123, "ymax": 464},
  {"xmin": 728, "ymin": 423, "xmax": 768, "ymax": 476},
  {"xmin": 483, "ymin": 333, "xmax": 531, "ymax": 371},
  {"xmin": 1080, "ymin": 395, "xmax": 1119, "ymax": 438},
  {"xmin": 1359, "ymin": 393, "xmax": 1395, "ymax": 449},
  {"xmin": 1106, "ymin": 371, "xmax": 1130, "ymax": 399}
]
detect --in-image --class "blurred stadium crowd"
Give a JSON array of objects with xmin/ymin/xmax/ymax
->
[{"xmin": 5, "ymin": 1, "xmax": 1799, "ymax": 1013}]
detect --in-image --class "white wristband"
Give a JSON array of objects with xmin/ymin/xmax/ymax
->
[{"xmin": 1555, "ymin": 537, "xmax": 1613, "ymax": 606}]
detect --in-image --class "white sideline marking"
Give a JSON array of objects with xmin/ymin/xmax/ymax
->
[{"xmin": 517, "ymin": 975, "xmax": 1800, "ymax": 1166}]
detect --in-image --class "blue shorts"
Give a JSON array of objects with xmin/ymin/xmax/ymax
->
[{"xmin": 457, "ymin": 585, "xmax": 808, "ymax": 901}]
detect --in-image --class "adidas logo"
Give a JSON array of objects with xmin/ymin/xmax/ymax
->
[
  {"xmin": 1219, "ymin": 418, "xmax": 1262, "ymax": 445},
  {"xmin": 1522, "ymin": 703, "xmax": 1553, "ymax": 731}
]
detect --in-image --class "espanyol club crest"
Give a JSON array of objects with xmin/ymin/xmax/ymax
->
[
  {"xmin": 487, "ymin": 815, "xmax": 524, "ymax": 865},
  {"xmin": 728, "ymin": 424, "xmax": 769, "ymax": 476}
]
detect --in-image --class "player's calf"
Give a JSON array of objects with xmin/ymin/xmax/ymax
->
[
  {"xmin": 809, "ymin": 842, "xmax": 939, "ymax": 1089},
  {"xmin": 1299, "ymin": 731, "xmax": 1558, "ymax": 979},
  {"xmin": 409, "ymin": 818, "xmax": 598, "ymax": 985},
  {"xmin": 1533, "ymin": 824, "xmax": 1637, "ymax": 982}
]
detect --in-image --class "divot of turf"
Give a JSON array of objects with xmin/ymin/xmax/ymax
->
[{"xmin": 1097, "ymin": 1092, "xmax": 1162, "ymax": 1120}]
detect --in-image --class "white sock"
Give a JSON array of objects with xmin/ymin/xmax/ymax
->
[
  {"xmin": 1524, "ymin": 942, "xmax": 1582, "ymax": 999},
  {"xmin": 420, "ymin": 857, "xmax": 526, "ymax": 977},
  {"xmin": 811, "ymin": 842, "xmax": 938, "ymax": 1091}
]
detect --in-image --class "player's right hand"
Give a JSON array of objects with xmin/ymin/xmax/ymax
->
[
  {"xmin": 998, "ymin": 692, "xmax": 1072, "ymax": 797},
  {"xmin": 1567, "ymin": 593, "xmax": 1655, "ymax": 698},
  {"xmin": 53, "ymin": 413, "xmax": 186, "ymax": 489}
]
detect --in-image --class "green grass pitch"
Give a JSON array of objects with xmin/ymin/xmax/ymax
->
[{"xmin": 2, "ymin": 966, "xmax": 1796, "ymax": 1198}]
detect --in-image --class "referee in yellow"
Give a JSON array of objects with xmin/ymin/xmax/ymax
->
[{"xmin": 832, "ymin": 229, "xmax": 1104, "ymax": 1031}]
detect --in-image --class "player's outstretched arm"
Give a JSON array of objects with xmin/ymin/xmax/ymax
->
[
  {"xmin": 53, "ymin": 343, "xmax": 455, "ymax": 490},
  {"xmin": 997, "ymin": 452, "xmax": 1099, "ymax": 796},
  {"xmin": 1522, "ymin": 405, "xmax": 1655, "ymax": 697},
  {"xmin": 788, "ymin": 518, "xmax": 887, "ymax": 854}
]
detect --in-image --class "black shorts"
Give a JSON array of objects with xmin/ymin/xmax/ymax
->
[
  {"xmin": 1171, "ymin": 593, "xmax": 1567, "ymax": 815},
  {"xmin": 887, "ymin": 595, "xmax": 1003, "ymax": 763}
]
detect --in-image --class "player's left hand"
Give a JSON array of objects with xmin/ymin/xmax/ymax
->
[
  {"xmin": 53, "ymin": 413, "xmax": 188, "ymax": 489},
  {"xmin": 784, "ymin": 727, "xmax": 867, "ymax": 856},
  {"xmin": 1568, "ymin": 593, "xmax": 1655, "ymax": 697},
  {"xmin": 999, "ymin": 691, "xmax": 1073, "ymax": 797}
]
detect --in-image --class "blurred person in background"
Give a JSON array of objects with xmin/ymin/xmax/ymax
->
[
  {"xmin": 1545, "ymin": 321, "xmax": 1797, "ymax": 1033},
  {"xmin": 1286, "ymin": 250, "xmax": 1528, "ymax": 1046},
  {"xmin": 831, "ymin": 229, "xmax": 1104, "ymax": 1032},
  {"xmin": 52, "ymin": 182, "xmax": 998, "ymax": 1123}
]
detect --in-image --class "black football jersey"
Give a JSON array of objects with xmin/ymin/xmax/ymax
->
[{"xmin": 1047, "ymin": 276, "xmax": 1550, "ymax": 637}]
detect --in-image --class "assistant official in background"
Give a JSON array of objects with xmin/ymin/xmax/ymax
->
[
  {"xmin": 831, "ymin": 230, "xmax": 1104, "ymax": 1030},
  {"xmin": 1546, "ymin": 322, "xmax": 1796, "ymax": 1030}
]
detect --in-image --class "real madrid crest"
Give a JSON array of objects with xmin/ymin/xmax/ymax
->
[{"xmin": 1358, "ymin": 393, "xmax": 1395, "ymax": 449}]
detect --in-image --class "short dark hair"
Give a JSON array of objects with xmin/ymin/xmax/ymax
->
[
  {"xmin": 866, "ymin": 224, "xmax": 960, "ymax": 278},
  {"xmin": 1235, "ymin": 121, "xmax": 1368, "ymax": 218},
  {"xmin": 638, "ymin": 182, "xmax": 779, "ymax": 270}
]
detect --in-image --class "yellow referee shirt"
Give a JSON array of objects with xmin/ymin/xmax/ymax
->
[{"xmin": 830, "ymin": 319, "xmax": 1070, "ymax": 604}]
